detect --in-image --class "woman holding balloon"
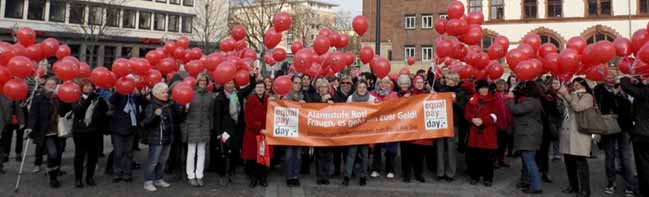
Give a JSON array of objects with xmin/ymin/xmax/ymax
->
[{"xmin": 180, "ymin": 73, "xmax": 214, "ymax": 187}]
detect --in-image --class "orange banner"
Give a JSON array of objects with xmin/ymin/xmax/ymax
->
[{"xmin": 265, "ymin": 93, "xmax": 455, "ymax": 146}]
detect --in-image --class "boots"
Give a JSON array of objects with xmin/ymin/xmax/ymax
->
[{"xmin": 49, "ymin": 170, "xmax": 61, "ymax": 188}]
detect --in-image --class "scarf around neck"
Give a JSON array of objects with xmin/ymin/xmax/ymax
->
[
  {"xmin": 351, "ymin": 92, "xmax": 370, "ymax": 102},
  {"xmin": 225, "ymin": 90, "xmax": 239, "ymax": 123}
]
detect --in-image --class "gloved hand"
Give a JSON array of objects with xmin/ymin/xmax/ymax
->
[{"xmin": 23, "ymin": 129, "xmax": 33, "ymax": 140}]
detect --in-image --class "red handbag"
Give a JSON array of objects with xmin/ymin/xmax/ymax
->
[{"xmin": 256, "ymin": 135, "xmax": 272, "ymax": 167}]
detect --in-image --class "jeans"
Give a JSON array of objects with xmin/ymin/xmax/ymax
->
[
  {"xmin": 46, "ymin": 136, "xmax": 65, "ymax": 171},
  {"xmin": 73, "ymin": 133, "xmax": 100, "ymax": 180},
  {"xmin": 315, "ymin": 147, "xmax": 333, "ymax": 180},
  {"xmin": 436, "ymin": 137, "xmax": 456, "ymax": 178},
  {"xmin": 633, "ymin": 141, "xmax": 649, "ymax": 197},
  {"xmin": 144, "ymin": 144, "xmax": 171, "ymax": 181},
  {"xmin": 186, "ymin": 142, "xmax": 206, "ymax": 179},
  {"xmin": 601, "ymin": 133, "xmax": 636, "ymax": 190},
  {"xmin": 284, "ymin": 146, "xmax": 302, "ymax": 179},
  {"xmin": 344, "ymin": 145, "xmax": 369, "ymax": 178},
  {"xmin": 551, "ymin": 140, "xmax": 561, "ymax": 158},
  {"xmin": 521, "ymin": 151, "xmax": 541, "ymax": 191},
  {"xmin": 34, "ymin": 137, "xmax": 45, "ymax": 166},
  {"xmin": 371, "ymin": 144, "xmax": 396, "ymax": 174},
  {"xmin": 466, "ymin": 148, "xmax": 495, "ymax": 182},
  {"xmin": 564, "ymin": 154, "xmax": 590, "ymax": 194},
  {"xmin": 111, "ymin": 134, "xmax": 134, "ymax": 178}
]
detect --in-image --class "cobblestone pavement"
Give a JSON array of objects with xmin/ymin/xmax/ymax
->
[{"xmin": 0, "ymin": 136, "xmax": 632, "ymax": 197}]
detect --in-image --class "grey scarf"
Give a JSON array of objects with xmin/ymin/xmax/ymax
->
[
  {"xmin": 286, "ymin": 90, "xmax": 304, "ymax": 101},
  {"xmin": 351, "ymin": 92, "xmax": 370, "ymax": 102}
]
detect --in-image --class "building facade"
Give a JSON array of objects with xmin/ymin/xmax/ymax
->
[
  {"xmin": 0, "ymin": 0, "xmax": 228, "ymax": 67},
  {"xmin": 361, "ymin": 0, "xmax": 451, "ymax": 73}
]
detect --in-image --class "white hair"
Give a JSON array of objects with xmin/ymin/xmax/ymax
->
[
  {"xmin": 152, "ymin": 82, "xmax": 169, "ymax": 96},
  {"xmin": 397, "ymin": 74, "xmax": 411, "ymax": 86}
]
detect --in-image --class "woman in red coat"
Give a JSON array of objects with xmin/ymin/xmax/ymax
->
[
  {"xmin": 464, "ymin": 80, "xmax": 500, "ymax": 187},
  {"xmin": 242, "ymin": 82, "xmax": 270, "ymax": 188}
]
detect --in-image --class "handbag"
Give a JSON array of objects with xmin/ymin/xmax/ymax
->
[
  {"xmin": 57, "ymin": 111, "xmax": 74, "ymax": 138},
  {"xmin": 575, "ymin": 103, "xmax": 621, "ymax": 135},
  {"xmin": 256, "ymin": 135, "xmax": 272, "ymax": 167}
]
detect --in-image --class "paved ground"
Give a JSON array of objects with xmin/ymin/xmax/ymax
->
[{"xmin": 0, "ymin": 136, "xmax": 635, "ymax": 197}]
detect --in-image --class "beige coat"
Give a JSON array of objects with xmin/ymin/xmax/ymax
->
[{"xmin": 559, "ymin": 91, "xmax": 593, "ymax": 157}]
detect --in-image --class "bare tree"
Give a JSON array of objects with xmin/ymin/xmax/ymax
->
[
  {"xmin": 289, "ymin": 3, "xmax": 317, "ymax": 45},
  {"xmin": 193, "ymin": 0, "xmax": 229, "ymax": 53},
  {"xmin": 228, "ymin": 0, "xmax": 288, "ymax": 54},
  {"xmin": 334, "ymin": 10, "xmax": 353, "ymax": 32}
]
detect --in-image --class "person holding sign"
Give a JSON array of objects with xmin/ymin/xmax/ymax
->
[
  {"xmin": 369, "ymin": 77, "xmax": 399, "ymax": 179},
  {"xmin": 307, "ymin": 78, "xmax": 335, "ymax": 185},
  {"xmin": 283, "ymin": 75, "xmax": 305, "ymax": 187},
  {"xmin": 397, "ymin": 74, "xmax": 430, "ymax": 183},
  {"xmin": 342, "ymin": 79, "xmax": 376, "ymax": 186},
  {"xmin": 464, "ymin": 80, "xmax": 500, "ymax": 187}
]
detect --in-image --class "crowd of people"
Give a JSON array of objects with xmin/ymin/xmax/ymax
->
[{"xmin": 0, "ymin": 67, "xmax": 647, "ymax": 197}]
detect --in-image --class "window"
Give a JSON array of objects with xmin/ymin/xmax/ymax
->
[
  {"xmin": 404, "ymin": 15, "xmax": 416, "ymax": 29},
  {"xmin": 170, "ymin": 0, "xmax": 181, "ymax": 4},
  {"xmin": 587, "ymin": 32, "xmax": 615, "ymax": 44},
  {"xmin": 138, "ymin": 11, "xmax": 152, "ymax": 30},
  {"xmin": 182, "ymin": 16, "xmax": 193, "ymax": 33},
  {"xmin": 154, "ymin": 13, "xmax": 166, "ymax": 31},
  {"xmin": 156, "ymin": 0, "xmax": 167, "ymax": 2},
  {"xmin": 85, "ymin": 45, "xmax": 99, "ymax": 66},
  {"xmin": 183, "ymin": 0, "xmax": 193, "ymax": 6},
  {"xmin": 106, "ymin": 8, "xmax": 120, "ymax": 27},
  {"xmin": 421, "ymin": 15, "xmax": 433, "ymax": 29},
  {"xmin": 168, "ymin": 15, "xmax": 179, "ymax": 32},
  {"xmin": 28, "ymin": 0, "xmax": 46, "ymax": 20},
  {"xmin": 287, "ymin": 33, "xmax": 294, "ymax": 46},
  {"xmin": 121, "ymin": 47, "xmax": 133, "ymax": 57},
  {"xmin": 49, "ymin": 1, "xmax": 66, "ymax": 22},
  {"xmin": 540, "ymin": 35, "xmax": 561, "ymax": 48},
  {"xmin": 490, "ymin": 0, "xmax": 504, "ymax": 20},
  {"xmin": 642, "ymin": 0, "xmax": 649, "ymax": 14},
  {"xmin": 5, "ymin": 0, "xmax": 25, "ymax": 19},
  {"xmin": 388, "ymin": 50, "xmax": 393, "ymax": 61},
  {"xmin": 587, "ymin": 0, "xmax": 611, "ymax": 16},
  {"xmin": 422, "ymin": 46, "xmax": 433, "ymax": 62},
  {"xmin": 89, "ymin": 6, "xmax": 103, "ymax": 25},
  {"xmin": 69, "ymin": 44, "xmax": 81, "ymax": 58},
  {"xmin": 123, "ymin": 9, "xmax": 136, "ymax": 28},
  {"xmin": 439, "ymin": 13, "xmax": 448, "ymax": 19},
  {"xmin": 468, "ymin": 0, "xmax": 482, "ymax": 12},
  {"xmin": 104, "ymin": 46, "xmax": 116, "ymax": 67},
  {"xmin": 547, "ymin": 0, "xmax": 562, "ymax": 17},
  {"xmin": 69, "ymin": 3, "xmax": 85, "ymax": 24},
  {"xmin": 404, "ymin": 46, "xmax": 416, "ymax": 60},
  {"xmin": 139, "ymin": 47, "xmax": 154, "ymax": 58},
  {"xmin": 523, "ymin": 0, "xmax": 537, "ymax": 18}
]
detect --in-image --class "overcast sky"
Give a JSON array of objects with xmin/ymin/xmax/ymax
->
[{"xmin": 326, "ymin": 0, "xmax": 362, "ymax": 15}]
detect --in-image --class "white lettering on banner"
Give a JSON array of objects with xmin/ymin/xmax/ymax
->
[
  {"xmin": 423, "ymin": 100, "xmax": 448, "ymax": 130},
  {"xmin": 273, "ymin": 107, "xmax": 299, "ymax": 138}
]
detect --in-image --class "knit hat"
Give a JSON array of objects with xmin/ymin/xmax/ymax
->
[{"xmin": 475, "ymin": 80, "xmax": 490, "ymax": 91}]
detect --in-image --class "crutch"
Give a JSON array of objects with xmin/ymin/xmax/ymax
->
[{"xmin": 14, "ymin": 136, "xmax": 31, "ymax": 193}]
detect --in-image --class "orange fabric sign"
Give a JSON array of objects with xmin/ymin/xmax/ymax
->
[{"xmin": 265, "ymin": 93, "xmax": 455, "ymax": 146}]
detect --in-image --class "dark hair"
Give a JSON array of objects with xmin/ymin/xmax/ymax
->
[
  {"xmin": 514, "ymin": 81, "xmax": 544, "ymax": 98},
  {"xmin": 507, "ymin": 75, "xmax": 517, "ymax": 86},
  {"xmin": 291, "ymin": 75, "xmax": 302, "ymax": 82},
  {"xmin": 572, "ymin": 77, "xmax": 593, "ymax": 95},
  {"xmin": 356, "ymin": 79, "xmax": 369, "ymax": 88}
]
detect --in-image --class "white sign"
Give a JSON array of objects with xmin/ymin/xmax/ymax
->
[
  {"xmin": 423, "ymin": 100, "xmax": 448, "ymax": 130},
  {"xmin": 273, "ymin": 106, "xmax": 299, "ymax": 138}
]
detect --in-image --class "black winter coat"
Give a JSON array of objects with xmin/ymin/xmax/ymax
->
[
  {"xmin": 620, "ymin": 78, "xmax": 649, "ymax": 142},
  {"xmin": 110, "ymin": 94, "xmax": 143, "ymax": 136},
  {"xmin": 72, "ymin": 93, "xmax": 109, "ymax": 135},
  {"xmin": 142, "ymin": 98, "xmax": 178, "ymax": 145},
  {"xmin": 213, "ymin": 77, "xmax": 255, "ymax": 149}
]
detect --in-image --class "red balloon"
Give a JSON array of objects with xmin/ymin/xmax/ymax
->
[
  {"xmin": 15, "ymin": 27, "xmax": 36, "ymax": 47},
  {"xmin": 486, "ymin": 62, "xmax": 504, "ymax": 80},
  {"xmin": 264, "ymin": 28, "xmax": 282, "ymax": 49},
  {"xmin": 90, "ymin": 67, "xmax": 116, "ymax": 89},
  {"xmin": 637, "ymin": 43, "xmax": 649, "ymax": 66},
  {"xmin": 145, "ymin": 70, "xmax": 163, "ymax": 87},
  {"xmin": 306, "ymin": 63, "xmax": 322, "ymax": 78},
  {"xmin": 343, "ymin": 52, "xmax": 355, "ymax": 66},
  {"xmin": 172, "ymin": 47, "xmax": 187, "ymax": 60},
  {"xmin": 7, "ymin": 56, "xmax": 33, "ymax": 78},
  {"xmin": 634, "ymin": 58, "xmax": 649, "ymax": 75},
  {"xmin": 53, "ymin": 60, "xmax": 79, "ymax": 81},
  {"xmin": 115, "ymin": 77, "xmax": 136, "ymax": 95},
  {"xmin": 263, "ymin": 54, "xmax": 276, "ymax": 66},
  {"xmin": 447, "ymin": 0, "xmax": 465, "ymax": 19},
  {"xmin": 466, "ymin": 11, "xmax": 484, "ymax": 25},
  {"xmin": 618, "ymin": 57, "xmax": 634, "ymax": 74},
  {"xmin": 446, "ymin": 18, "xmax": 469, "ymax": 36},
  {"xmin": 0, "ymin": 66, "xmax": 10, "ymax": 86},
  {"xmin": 457, "ymin": 64, "xmax": 474, "ymax": 80},
  {"xmin": 235, "ymin": 40, "xmax": 246, "ymax": 51},
  {"xmin": 212, "ymin": 61, "xmax": 237, "ymax": 85},
  {"xmin": 632, "ymin": 29, "xmax": 649, "ymax": 55},
  {"xmin": 494, "ymin": 36, "xmax": 510, "ymax": 50},
  {"xmin": 585, "ymin": 64, "xmax": 608, "ymax": 82},
  {"xmin": 0, "ymin": 43, "xmax": 17, "ymax": 65},
  {"xmin": 461, "ymin": 25, "xmax": 482, "ymax": 45},
  {"xmin": 241, "ymin": 48, "xmax": 256, "ymax": 60},
  {"xmin": 57, "ymin": 81, "xmax": 82, "ymax": 103},
  {"xmin": 273, "ymin": 12, "xmax": 292, "ymax": 32},
  {"xmin": 220, "ymin": 38, "xmax": 235, "ymax": 52},
  {"xmin": 399, "ymin": 68, "xmax": 411, "ymax": 76},
  {"xmin": 185, "ymin": 60, "xmax": 205, "ymax": 77},
  {"xmin": 55, "ymin": 44, "xmax": 71, "ymax": 59},
  {"xmin": 514, "ymin": 59, "xmax": 540, "ymax": 81},
  {"xmin": 506, "ymin": 49, "xmax": 526, "ymax": 70},
  {"xmin": 359, "ymin": 47, "xmax": 374, "ymax": 64},
  {"xmin": 111, "ymin": 58, "xmax": 132, "ymax": 78},
  {"xmin": 558, "ymin": 49, "xmax": 581, "ymax": 75},
  {"xmin": 521, "ymin": 33, "xmax": 542, "ymax": 52},
  {"xmin": 172, "ymin": 83, "xmax": 194, "ymax": 105},
  {"xmin": 352, "ymin": 16, "xmax": 369, "ymax": 36},
  {"xmin": 132, "ymin": 75, "xmax": 146, "ymax": 90},
  {"xmin": 487, "ymin": 43, "xmax": 506, "ymax": 60},
  {"xmin": 472, "ymin": 52, "xmax": 490, "ymax": 70},
  {"xmin": 592, "ymin": 40, "xmax": 616, "ymax": 64},
  {"xmin": 451, "ymin": 42, "xmax": 468, "ymax": 60},
  {"xmin": 327, "ymin": 32, "xmax": 340, "ymax": 47},
  {"xmin": 185, "ymin": 48, "xmax": 202, "ymax": 61},
  {"xmin": 329, "ymin": 52, "xmax": 346, "ymax": 72},
  {"xmin": 2, "ymin": 79, "xmax": 27, "ymax": 101},
  {"xmin": 78, "ymin": 62, "xmax": 91, "ymax": 78},
  {"xmin": 542, "ymin": 52, "xmax": 560, "ymax": 75},
  {"xmin": 164, "ymin": 41, "xmax": 177, "ymax": 55},
  {"xmin": 434, "ymin": 18, "xmax": 448, "ymax": 34},
  {"xmin": 130, "ymin": 58, "xmax": 151, "ymax": 76},
  {"xmin": 204, "ymin": 53, "xmax": 225, "ymax": 71},
  {"xmin": 24, "ymin": 44, "xmax": 44, "ymax": 61},
  {"xmin": 517, "ymin": 44, "xmax": 536, "ymax": 60},
  {"xmin": 177, "ymin": 36, "xmax": 190, "ymax": 49},
  {"xmin": 182, "ymin": 76, "xmax": 196, "ymax": 87},
  {"xmin": 13, "ymin": 44, "xmax": 27, "ymax": 57},
  {"xmin": 157, "ymin": 57, "xmax": 178, "ymax": 75},
  {"xmin": 539, "ymin": 43, "xmax": 558, "ymax": 58},
  {"xmin": 369, "ymin": 57, "xmax": 390, "ymax": 79},
  {"xmin": 145, "ymin": 49, "xmax": 164, "ymax": 66},
  {"xmin": 272, "ymin": 48, "xmax": 287, "ymax": 62},
  {"xmin": 40, "ymin": 38, "xmax": 59, "ymax": 57},
  {"xmin": 435, "ymin": 38, "xmax": 453, "ymax": 58},
  {"xmin": 313, "ymin": 36, "xmax": 331, "ymax": 55},
  {"xmin": 234, "ymin": 70, "xmax": 250, "ymax": 87},
  {"xmin": 272, "ymin": 75, "xmax": 292, "ymax": 96},
  {"xmin": 567, "ymin": 36, "xmax": 587, "ymax": 54},
  {"xmin": 231, "ymin": 25, "xmax": 247, "ymax": 41},
  {"xmin": 614, "ymin": 37, "xmax": 632, "ymax": 57},
  {"xmin": 407, "ymin": 56, "xmax": 415, "ymax": 66},
  {"xmin": 291, "ymin": 41, "xmax": 304, "ymax": 54},
  {"xmin": 335, "ymin": 34, "xmax": 350, "ymax": 49}
]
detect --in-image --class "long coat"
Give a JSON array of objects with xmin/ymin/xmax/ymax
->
[
  {"xmin": 72, "ymin": 93, "xmax": 109, "ymax": 134},
  {"xmin": 142, "ymin": 98, "xmax": 178, "ymax": 145},
  {"xmin": 506, "ymin": 97, "xmax": 544, "ymax": 152},
  {"xmin": 241, "ymin": 94, "xmax": 269, "ymax": 160},
  {"xmin": 0, "ymin": 95, "xmax": 24, "ymax": 134},
  {"xmin": 27, "ymin": 91, "xmax": 58, "ymax": 142},
  {"xmin": 213, "ymin": 79, "xmax": 255, "ymax": 149},
  {"xmin": 464, "ymin": 93, "xmax": 500, "ymax": 150},
  {"xmin": 559, "ymin": 92, "xmax": 593, "ymax": 157},
  {"xmin": 110, "ymin": 94, "xmax": 143, "ymax": 136},
  {"xmin": 181, "ymin": 89, "xmax": 214, "ymax": 143}
]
